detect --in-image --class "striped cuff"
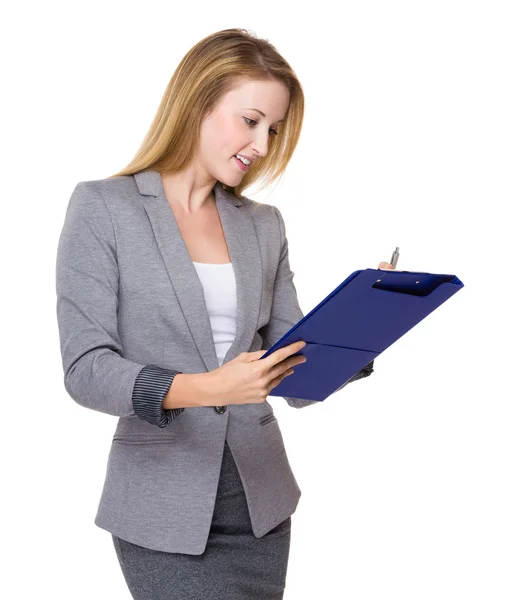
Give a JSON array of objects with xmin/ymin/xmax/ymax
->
[{"xmin": 132, "ymin": 365, "xmax": 185, "ymax": 428}]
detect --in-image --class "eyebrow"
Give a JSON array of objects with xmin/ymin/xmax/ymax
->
[{"xmin": 245, "ymin": 108, "xmax": 284, "ymax": 123}]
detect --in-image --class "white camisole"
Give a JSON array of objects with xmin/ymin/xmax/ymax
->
[{"xmin": 192, "ymin": 261, "xmax": 237, "ymax": 367}]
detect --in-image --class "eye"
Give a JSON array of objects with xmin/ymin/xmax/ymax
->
[{"xmin": 243, "ymin": 117, "xmax": 279, "ymax": 136}]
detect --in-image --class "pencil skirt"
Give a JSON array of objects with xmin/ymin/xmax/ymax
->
[{"xmin": 111, "ymin": 440, "xmax": 292, "ymax": 600}]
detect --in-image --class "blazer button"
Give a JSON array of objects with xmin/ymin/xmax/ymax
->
[{"xmin": 214, "ymin": 406, "xmax": 227, "ymax": 414}]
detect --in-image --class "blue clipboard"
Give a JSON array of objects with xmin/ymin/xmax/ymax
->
[{"xmin": 260, "ymin": 268, "xmax": 464, "ymax": 401}]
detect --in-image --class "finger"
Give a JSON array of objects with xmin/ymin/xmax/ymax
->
[
  {"xmin": 270, "ymin": 353, "xmax": 306, "ymax": 380},
  {"xmin": 267, "ymin": 369, "xmax": 293, "ymax": 393},
  {"xmin": 246, "ymin": 341, "xmax": 305, "ymax": 366},
  {"xmin": 246, "ymin": 350, "xmax": 270, "ymax": 361},
  {"xmin": 263, "ymin": 341, "xmax": 306, "ymax": 370}
]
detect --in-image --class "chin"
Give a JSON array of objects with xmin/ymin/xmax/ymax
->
[{"xmin": 218, "ymin": 172, "xmax": 243, "ymax": 188}]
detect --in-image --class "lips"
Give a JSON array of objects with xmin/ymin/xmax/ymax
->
[
  {"xmin": 235, "ymin": 154, "xmax": 253, "ymax": 162},
  {"xmin": 233, "ymin": 155, "xmax": 250, "ymax": 171}
]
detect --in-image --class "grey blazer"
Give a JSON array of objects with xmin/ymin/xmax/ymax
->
[{"xmin": 55, "ymin": 169, "xmax": 373, "ymax": 555}]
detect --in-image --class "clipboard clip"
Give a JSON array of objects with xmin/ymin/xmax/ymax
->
[{"xmin": 371, "ymin": 272, "xmax": 459, "ymax": 297}]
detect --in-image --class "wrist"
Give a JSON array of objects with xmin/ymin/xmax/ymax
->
[
  {"xmin": 193, "ymin": 371, "xmax": 221, "ymax": 407},
  {"xmin": 163, "ymin": 373, "xmax": 207, "ymax": 408},
  {"xmin": 189, "ymin": 372, "xmax": 214, "ymax": 407}
]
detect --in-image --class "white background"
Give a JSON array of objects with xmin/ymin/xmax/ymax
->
[{"xmin": 2, "ymin": 1, "xmax": 518, "ymax": 598}]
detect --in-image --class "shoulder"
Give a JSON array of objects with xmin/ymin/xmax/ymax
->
[
  {"xmin": 238, "ymin": 193, "xmax": 282, "ymax": 226},
  {"xmin": 68, "ymin": 175, "xmax": 142, "ymax": 218},
  {"xmin": 240, "ymin": 194, "xmax": 289, "ymax": 239},
  {"xmin": 237, "ymin": 194, "xmax": 288, "ymax": 254},
  {"xmin": 75, "ymin": 174, "xmax": 135, "ymax": 199}
]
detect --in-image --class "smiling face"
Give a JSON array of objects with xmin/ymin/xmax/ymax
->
[{"xmin": 198, "ymin": 78, "xmax": 290, "ymax": 186}]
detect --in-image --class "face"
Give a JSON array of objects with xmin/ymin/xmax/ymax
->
[{"xmin": 198, "ymin": 78, "xmax": 290, "ymax": 186}]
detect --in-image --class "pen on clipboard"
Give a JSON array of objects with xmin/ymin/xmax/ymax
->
[{"xmin": 390, "ymin": 246, "xmax": 400, "ymax": 268}]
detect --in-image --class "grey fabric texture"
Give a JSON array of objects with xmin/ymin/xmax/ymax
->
[
  {"xmin": 112, "ymin": 441, "xmax": 291, "ymax": 599},
  {"xmin": 55, "ymin": 169, "xmax": 374, "ymax": 554}
]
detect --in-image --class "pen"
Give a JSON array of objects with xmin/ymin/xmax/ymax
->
[{"xmin": 390, "ymin": 246, "xmax": 400, "ymax": 269}]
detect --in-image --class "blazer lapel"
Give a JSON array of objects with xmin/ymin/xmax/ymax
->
[{"xmin": 135, "ymin": 169, "xmax": 263, "ymax": 374}]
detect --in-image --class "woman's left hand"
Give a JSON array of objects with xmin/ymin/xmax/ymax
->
[{"xmin": 378, "ymin": 261, "xmax": 395, "ymax": 270}]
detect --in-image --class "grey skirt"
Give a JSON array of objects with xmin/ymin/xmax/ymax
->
[{"xmin": 112, "ymin": 440, "xmax": 292, "ymax": 600}]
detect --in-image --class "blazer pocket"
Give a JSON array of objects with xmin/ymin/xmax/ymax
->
[
  {"xmin": 112, "ymin": 435, "xmax": 176, "ymax": 445},
  {"xmin": 259, "ymin": 413, "xmax": 277, "ymax": 426}
]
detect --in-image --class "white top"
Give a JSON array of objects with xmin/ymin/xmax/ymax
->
[{"xmin": 192, "ymin": 262, "xmax": 237, "ymax": 367}]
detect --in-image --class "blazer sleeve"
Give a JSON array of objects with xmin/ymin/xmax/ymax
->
[
  {"xmin": 55, "ymin": 181, "xmax": 184, "ymax": 427},
  {"xmin": 259, "ymin": 206, "xmax": 374, "ymax": 409}
]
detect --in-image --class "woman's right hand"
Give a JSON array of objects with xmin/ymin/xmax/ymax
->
[{"xmin": 200, "ymin": 341, "xmax": 307, "ymax": 406}]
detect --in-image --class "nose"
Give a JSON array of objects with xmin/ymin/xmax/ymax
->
[{"xmin": 251, "ymin": 132, "xmax": 270, "ymax": 159}]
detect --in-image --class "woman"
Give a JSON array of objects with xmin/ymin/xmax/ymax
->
[{"xmin": 56, "ymin": 27, "xmax": 392, "ymax": 600}]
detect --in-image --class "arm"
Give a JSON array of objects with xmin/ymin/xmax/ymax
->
[
  {"xmin": 259, "ymin": 206, "xmax": 374, "ymax": 408},
  {"xmin": 55, "ymin": 182, "xmax": 184, "ymax": 427}
]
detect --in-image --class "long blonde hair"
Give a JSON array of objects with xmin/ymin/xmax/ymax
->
[{"xmin": 107, "ymin": 28, "xmax": 305, "ymax": 198}]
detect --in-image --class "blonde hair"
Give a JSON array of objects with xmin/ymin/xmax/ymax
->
[{"xmin": 107, "ymin": 28, "xmax": 305, "ymax": 198}]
